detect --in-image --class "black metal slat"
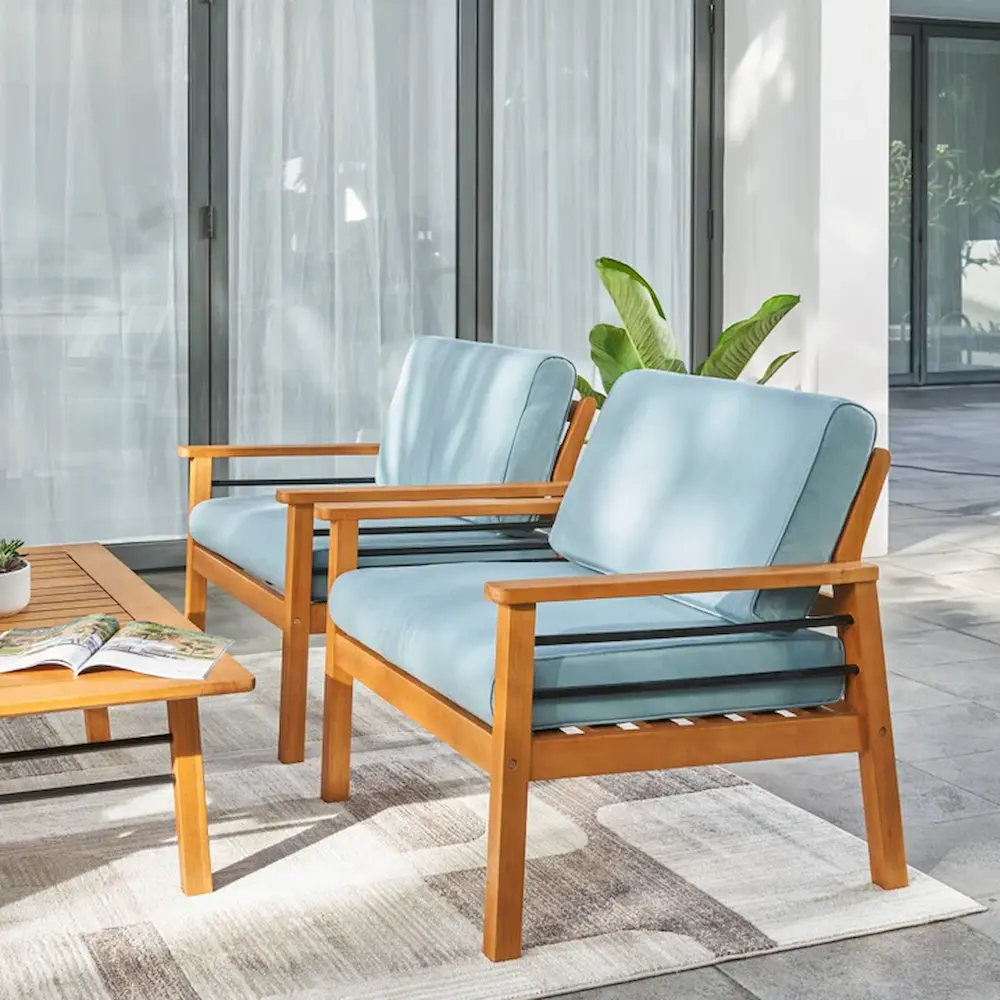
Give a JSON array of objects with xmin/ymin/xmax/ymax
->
[
  {"xmin": 361, "ymin": 539, "xmax": 553, "ymax": 557},
  {"xmin": 533, "ymin": 664, "xmax": 859, "ymax": 702},
  {"xmin": 212, "ymin": 477, "xmax": 376, "ymax": 488},
  {"xmin": 316, "ymin": 521, "xmax": 553, "ymax": 537},
  {"xmin": 0, "ymin": 733, "xmax": 172, "ymax": 764},
  {"xmin": 0, "ymin": 774, "xmax": 175, "ymax": 807},
  {"xmin": 535, "ymin": 614, "xmax": 853, "ymax": 647}
]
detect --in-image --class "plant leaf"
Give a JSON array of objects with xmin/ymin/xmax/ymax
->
[
  {"xmin": 589, "ymin": 324, "xmax": 642, "ymax": 395},
  {"xmin": 757, "ymin": 351, "xmax": 799, "ymax": 385},
  {"xmin": 575, "ymin": 374, "xmax": 607, "ymax": 409},
  {"xmin": 700, "ymin": 294, "xmax": 801, "ymax": 380},
  {"xmin": 594, "ymin": 258, "xmax": 687, "ymax": 375}
]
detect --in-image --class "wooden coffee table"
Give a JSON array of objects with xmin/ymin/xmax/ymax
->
[{"xmin": 0, "ymin": 544, "xmax": 255, "ymax": 895}]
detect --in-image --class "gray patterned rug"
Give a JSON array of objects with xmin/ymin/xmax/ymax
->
[{"xmin": 0, "ymin": 649, "xmax": 981, "ymax": 1000}]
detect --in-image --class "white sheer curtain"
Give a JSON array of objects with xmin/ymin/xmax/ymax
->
[
  {"xmin": 228, "ymin": 0, "xmax": 457, "ymax": 482},
  {"xmin": 494, "ymin": 0, "xmax": 694, "ymax": 371},
  {"xmin": 0, "ymin": 0, "xmax": 188, "ymax": 544}
]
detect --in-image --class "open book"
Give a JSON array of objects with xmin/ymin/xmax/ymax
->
[{"xmin": 0, "ymin": 614, "xmax": 232, "ymax": 681}]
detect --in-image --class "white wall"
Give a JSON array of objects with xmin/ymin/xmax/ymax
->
[{"xmin": 724, "ymin": 0, "xmax": 891, "ymax": 553}]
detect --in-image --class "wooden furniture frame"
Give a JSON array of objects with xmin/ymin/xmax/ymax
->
[
  {"xmin": 1, "ymin": 545, "xmax": 255, "ymax": 896},
  {"xmin": 314, "ymin": 448, "xmax": 907, "ymax": 962},
  {"xmin": 179, "ymin": 397, "xmax": 595, "ymax": 765}
]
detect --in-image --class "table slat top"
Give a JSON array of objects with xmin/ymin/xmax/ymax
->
[{"xmin": 0, "ymin": 545, "xmax": 254, "ymax": 716}]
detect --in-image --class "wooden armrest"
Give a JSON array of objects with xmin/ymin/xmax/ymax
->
[
  {"xmin": 315, "ymin": 497, "xmax": 563, "ymax": 522},
  {"xmin": 485, "ymin": 562, "xmax": 879, "ymax": 606},
  {"xmin": 177, "ymin": 443, "xmax": 380, "ymax": 459},
  {"xmin": 278, "ymin": 482, "xmax": 568, "ymax": 507}
]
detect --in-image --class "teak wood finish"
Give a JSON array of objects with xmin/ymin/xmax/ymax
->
[
  {"xmin": 180, "ymin": 397, "xmax": 596, "ymax": 765},
  {"xmin": 3, "ymin": 544, "xmax": 255, "ymax": 896},
  {"xmin": 315, "ymin": 447, "xmax": 908, "ymax": 962}
]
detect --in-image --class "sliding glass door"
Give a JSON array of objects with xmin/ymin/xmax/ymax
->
[
  {"xmin": 227, "ymin": 0, "xmax": 458, "ymax": 481},
  {"xmin": 891, "ymin": 21, "xmax": 1000, "ymax": 383},
  {"xmin": 493, "ymin": 0, "xmax": 695, "ymax": 370},
  {"xmin": 0, "ymin": 0, "xmax": 713, "ymax": 560},
  {"xmin": 0, "ymin": 0, "xmax": 189, "ymax": 543}
]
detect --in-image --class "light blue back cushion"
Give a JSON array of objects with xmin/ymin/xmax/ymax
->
[
  {"xmin": 375, "ymin": 337, "xmax": 576, "ymax": 488},
  {"xmin": 549, "ymin": 371, "xmax": 877, "ymax": 622}
]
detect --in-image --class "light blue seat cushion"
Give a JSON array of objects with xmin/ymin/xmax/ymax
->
[
  {"xmin": 550, "ymin": 370, "xmax": 877, "ymax": 622},
  {"xmin": 190, "ymin": 497, "xmax": 554, "ymax": 601},
  {"xmin": 329, "ymin": 562, "xmax": 845, "ymax": 730},
  {"xmin": 376, "ymin": 337, "xmax": 576, "ymax": 492}
]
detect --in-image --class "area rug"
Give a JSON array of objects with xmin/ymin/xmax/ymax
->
[{"xmin": 0, "ymin": 649, "xmax": 981, "ymax": 1000}]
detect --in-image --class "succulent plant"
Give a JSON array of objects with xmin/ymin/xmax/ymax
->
[{"xmin": 0, "ymin": 539, "xmax": 26, "ymax": 574}]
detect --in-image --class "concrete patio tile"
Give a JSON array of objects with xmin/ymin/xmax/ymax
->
[
  {"xmin": 888, "ymin": 501, "xmax": 949, "ymax": 523},
  {"xmin": 887, "ymin": 672, "xmax": 964, "ymax": 713},
  {"xmin": 957, "ymin": 621, "xmax": 1000, "ymax": 644},
  {"xmin": 730, "ymin": 758, "xmax": 997, "ymax": 836},
  {"xmin": 898, "ymin": 657, "xmax": 1000, "ymax": 712},
  {"xmin": 883, "ymin": 548, "xmax": 1000, "ymax": 578},
  {"xmin": 893, "ymin": 597, "xmax": 1000, "ymax": 631},
  {"xmin": 891, "ymin": 702, "xmax": 1000, "ymax": 762},
  {"xmin": 964, "ymin": 902, "xmax": 1000, "ymax": 945},
  {"xmin": 885, "ymin": 630, "xmax": 1000, "ymax": 674},
  {"xmin": 915, "ymin": 750, "xmax": 1000, "ymax": 807},
  {"xmin": 905, "ymin": 812, "xmax": 1000, "ymax": 899},
  {"xmin": 878, "ymin": 611, "xmax": 945, "ymax": 642},
  {"xmin": 721, "ymin": 920, "xmax": 1000, "ymax": 1000},
  {"xmin": 567, "ymin": 969, "xmax": 760, "ymax": 999},
  {"xmin": 943, "ymin": 568, "xmax": 1000, "ymax": 597},
  {"xmin": 889, "ymin": 526, "xmax": 979, "ymax": 557}
]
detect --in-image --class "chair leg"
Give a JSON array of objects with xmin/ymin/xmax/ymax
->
[
  {"xmin": 278, "ymin": 504, "xmax": 315, "ymax": 765},
  {"xmin": 84, "ymin": 708, "xmax": 111, "ymax": 743},
  {"xmin": 482, "ymin": 603, "xmax": 536, "ymax": 962},
  {"xmin": 184, "ymin": 538, "xmax": 207, "ymax": 631},
  {"xmin": 839, "ymin": 581, "xmax": 908, "ymax": 890},
  {"xmin": 321, "ymin": 633, "xmax": 353, "ymax": 802},
  {"xmin": 278, "ymin": 625, "xmax": 310, "ymax": 765},
  {"xmin": 483, "ymin": 749, "xmax": 531, "ymax": 962}
]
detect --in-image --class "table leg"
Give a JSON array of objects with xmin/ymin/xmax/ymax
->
[
  {"xmin": 167, "ymin": 698, "xmax": 213, "ymax": 895},
  {"xmin": 83, "ymin": 708, "xmax": 111, "ymax": 743}
]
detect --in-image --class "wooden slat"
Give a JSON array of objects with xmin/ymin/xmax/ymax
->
[
  {"xmin": 485, "ymin": 561, "xmax": 880, "ymax": 606},
  {"xmin": 552, "ymin": 396, "xmax": 596, "ymax": 482},
  {"xmin": 833, "ymin": 448, "xmax": 891, "ymax": 562},
  {"xmin": 310, "ymin": 602, "xmax": 328, "ymax": 633},
  {"xmin": 2, "ymin": 604, "xmax": 127, "ymax": 629},
  {"xmin": 279, "ymin": 481, "xmax": 567, "ymax": 507},
  {"xmin": 178, "ymin": 442, "xmax": 380, "ymax": 459},
  {"xmin": 316, "ymin": 497, "xmax": 563, "ymax": 523},
  {"xmin": 190, "ymin": 544, "xmax": 285, "ymax": 627},
  {"xmin": 335, "ymin": 633, "xmax": 492, "ymax": 770},
  {"xmin": 530, "ymin": 704, "xmax": 862, "ymax": 781}
]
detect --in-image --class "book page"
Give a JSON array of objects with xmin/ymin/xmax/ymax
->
[
  {"xmin": 84, "ymin": 621, "xmax": 232, "ymax": 681},
  {"xmin": 0, "ymin": 614, "xmax": 120, "ymax": 674}
]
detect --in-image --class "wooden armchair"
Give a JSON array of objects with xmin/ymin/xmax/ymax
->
[
  {"xmin": 314, "ymin": 369, "xmax": 905, "ymax": 962},
  {"xmin": 178, "ymin": 337, "xmax": 595, "ymax": 764}
]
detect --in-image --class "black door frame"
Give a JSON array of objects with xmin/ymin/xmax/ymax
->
[{"xmin": 892, "ymin": 17, "xmax": 1000, "ymax": 386}]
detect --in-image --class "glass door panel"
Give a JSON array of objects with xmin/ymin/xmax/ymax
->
[
  {"xmin": 890, "ymin": 34, "xmax": 914, "ymax": 378},
  {"xmin": 927, "ymin": 36, "xmax": 1000, "ymax": 375},
  {"xmin": 492, "ymin": 0, "xmax": 694, "ymax": 372},
  {"xmin": 0, "ymin": 0, "xmax": 189, "ymax": 543},
  {"xmin": 228, "ymin": 0, "xmax": 458, "ymax": 482}
]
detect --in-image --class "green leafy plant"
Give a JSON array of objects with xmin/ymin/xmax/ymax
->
[
  {"xmin": 575, "ymin": 257, "xmax": 801, "ymax": 407},
  {"xmin": 0, "ymin": 540, "xmax": 25, "ymax": 574}
]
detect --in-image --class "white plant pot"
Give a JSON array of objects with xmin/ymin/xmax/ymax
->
[{"xmin": 0, "ymin": 562, "xmax": 30, "ymax": 617}]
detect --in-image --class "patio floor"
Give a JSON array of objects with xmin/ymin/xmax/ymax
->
[{"xmin": 144, "ymin": 384, "xmax": 1000, "ymax": 998}]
